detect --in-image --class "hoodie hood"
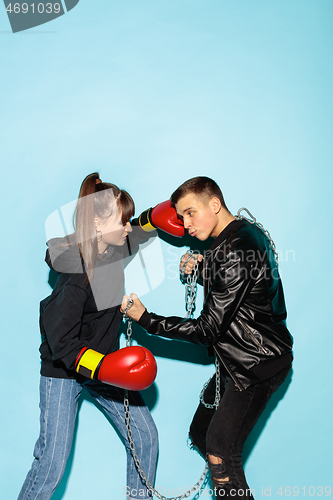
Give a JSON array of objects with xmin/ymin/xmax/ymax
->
[{"xmin": 46, "ymin": 236, "xmax": 85, "ymax": 274}]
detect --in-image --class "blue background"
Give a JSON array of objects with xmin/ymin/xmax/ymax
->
[{"xmin": 1, "ymin": 1, "xmax": 332, "ymax": 498}]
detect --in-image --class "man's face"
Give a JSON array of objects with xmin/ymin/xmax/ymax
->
[{"xmin": 176, "ymin": 193, "xmax": 220, "ymax": 240}]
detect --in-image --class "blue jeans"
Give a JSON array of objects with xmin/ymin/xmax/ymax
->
[{"xmin": 18, "ymin": 376, "xmax": 158, "ymax": 500}]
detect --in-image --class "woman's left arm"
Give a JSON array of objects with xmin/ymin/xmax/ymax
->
[{"xmin": 42, "ymin": 284, "xmax": 89, "ymax": 371}]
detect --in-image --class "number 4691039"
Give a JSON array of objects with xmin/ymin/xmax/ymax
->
[
  {"xmin": 277, "ymin": 486, "xmax": 331, "ymax": 496},
  {"xmin": 6, "ymin": 3, "xmax": 61, "ymax": 14}
]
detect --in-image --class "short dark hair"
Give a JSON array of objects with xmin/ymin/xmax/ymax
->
[{"xmin": 170, "ymin": 176, "xmax": 228, "ymax": 209}]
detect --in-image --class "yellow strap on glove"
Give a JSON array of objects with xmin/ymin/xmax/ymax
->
[
  {"xmin": 138, "ymin": 208, "xmax": 156, "ymax": 232},
  {"xmin": 76, "ymin": 349, "xmax": 105, "ymax": 379}
]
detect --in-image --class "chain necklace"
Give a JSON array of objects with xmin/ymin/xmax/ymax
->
[{"xmin": 235, "ymin": 207, "xmax": 279, "ymax": 267}]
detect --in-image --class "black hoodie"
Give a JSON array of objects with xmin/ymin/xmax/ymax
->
[{"xmin": 39, "ymin": 227, "xmax": 154, "ymax": 379}]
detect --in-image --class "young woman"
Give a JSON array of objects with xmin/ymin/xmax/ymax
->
[{"xmin": 17, "ymin": 173, "xmax": 158, "ymax": 500}]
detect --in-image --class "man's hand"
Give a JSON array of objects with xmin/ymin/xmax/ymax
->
[
  {"xmin": 121, "ymin": 294, "xmax": 146, "ymax": 322},
  {"xmin": 180, "ymin": 253, "xmax": 203, "ymax": 275}
]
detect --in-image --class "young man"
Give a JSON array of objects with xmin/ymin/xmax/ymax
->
[{"xmin": 122, "ymin": 176, "xmax": 293, "ymax": 499}]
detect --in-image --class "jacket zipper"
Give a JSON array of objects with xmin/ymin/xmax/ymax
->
[
  {"xmin": 213, "ymin": 346, "xmax": 244, "ymax": 391},
  {"xmin": 237, "ymin": 318, "xmax": 269, "ymax": 354}
]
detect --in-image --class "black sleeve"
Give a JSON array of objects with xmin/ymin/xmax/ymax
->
[
  {"xmin": 42, "ymin": 283, "xmax": 89, "ymax": 371},
  {"xmin": 138, "ymin": 253, "xmax": 256, "ymax": 346}
]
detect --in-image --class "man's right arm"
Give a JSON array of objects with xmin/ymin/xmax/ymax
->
[{"xmin": 135, "ymin": 254, "xmax": 256, "ymax": 346}]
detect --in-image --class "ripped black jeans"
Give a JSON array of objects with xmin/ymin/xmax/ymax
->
[{"xmin": 189, "ymin": 366, "xmax": 291, "ymax": 499}]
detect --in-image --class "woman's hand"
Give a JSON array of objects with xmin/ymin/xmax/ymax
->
[
  {"xmin": 180, "ymin": 253, "xmax": 203, "ymax": 275},
  {"xmin": 121, "ymin": 294, "xmax": 146, "ymax": 322}
]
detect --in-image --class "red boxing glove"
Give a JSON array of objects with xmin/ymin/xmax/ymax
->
[
  {"xmin": 138, "ymin": 200, "xmax": 185, "ymax": 237},
  {"xmin": 75, "ymin": 346, "xmax": 157, "ymax": 391}
]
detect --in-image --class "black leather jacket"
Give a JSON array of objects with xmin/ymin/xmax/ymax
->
[{"xmin": 138, "ymin": 219, "xmax": 293, "ymax": 391}]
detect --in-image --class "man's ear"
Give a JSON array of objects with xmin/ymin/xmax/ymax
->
[{"xmin": 210, "ymin": 197, "xmax": 222, "ymax": 214}]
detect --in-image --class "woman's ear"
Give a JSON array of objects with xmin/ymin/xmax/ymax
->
[{"xmin": 94, "ymin": 216, "xmax": 101, "ymax": 231}]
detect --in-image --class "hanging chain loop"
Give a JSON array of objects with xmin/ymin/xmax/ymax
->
[
  {"xmin": 124, "ymin": 391, "xmax": 208, "ymax": 500},
  {"xmin": 199, "ymin": 356, "xmax": 221, "ymax": 410}
]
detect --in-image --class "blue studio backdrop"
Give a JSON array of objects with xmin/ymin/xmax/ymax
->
[{"xmin": 1, "ymin": 1, "xmax": 332, "ymax": 499}]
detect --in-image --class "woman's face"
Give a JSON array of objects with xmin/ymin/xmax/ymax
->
[{"xmin": 97, "ymin": 209, "xmax": 132, "ymax": 250}]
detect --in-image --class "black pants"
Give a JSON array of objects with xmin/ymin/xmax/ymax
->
[{"xmin": 189, "ymin": 366, "xmax": 291, "ymax": 499}]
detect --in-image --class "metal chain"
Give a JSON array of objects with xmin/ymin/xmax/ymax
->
[
  {"xmin": 124, "ymin": 391, "xmax": 209, "ymax": 500},
  {"xmin": 181, "ymin": 250, "xmax": 199, "ymax": 319},
  {"xmin": 122, "ymin": 286, "xmax": 209, "ymax": 500},
  {"xmin": 181, "ymin": 251, "xmax": 221, "ymax": 411},
  {"xmin": 122, "ymin": 296, "xmax": 134, "ymax": 347},
  {"xmin": 235, "ymin": 207, "xmax": 279, "ymax": 267},
  {"xmin": 199, "ymin": 356, "xmax": 221, "ymax": 410}
]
